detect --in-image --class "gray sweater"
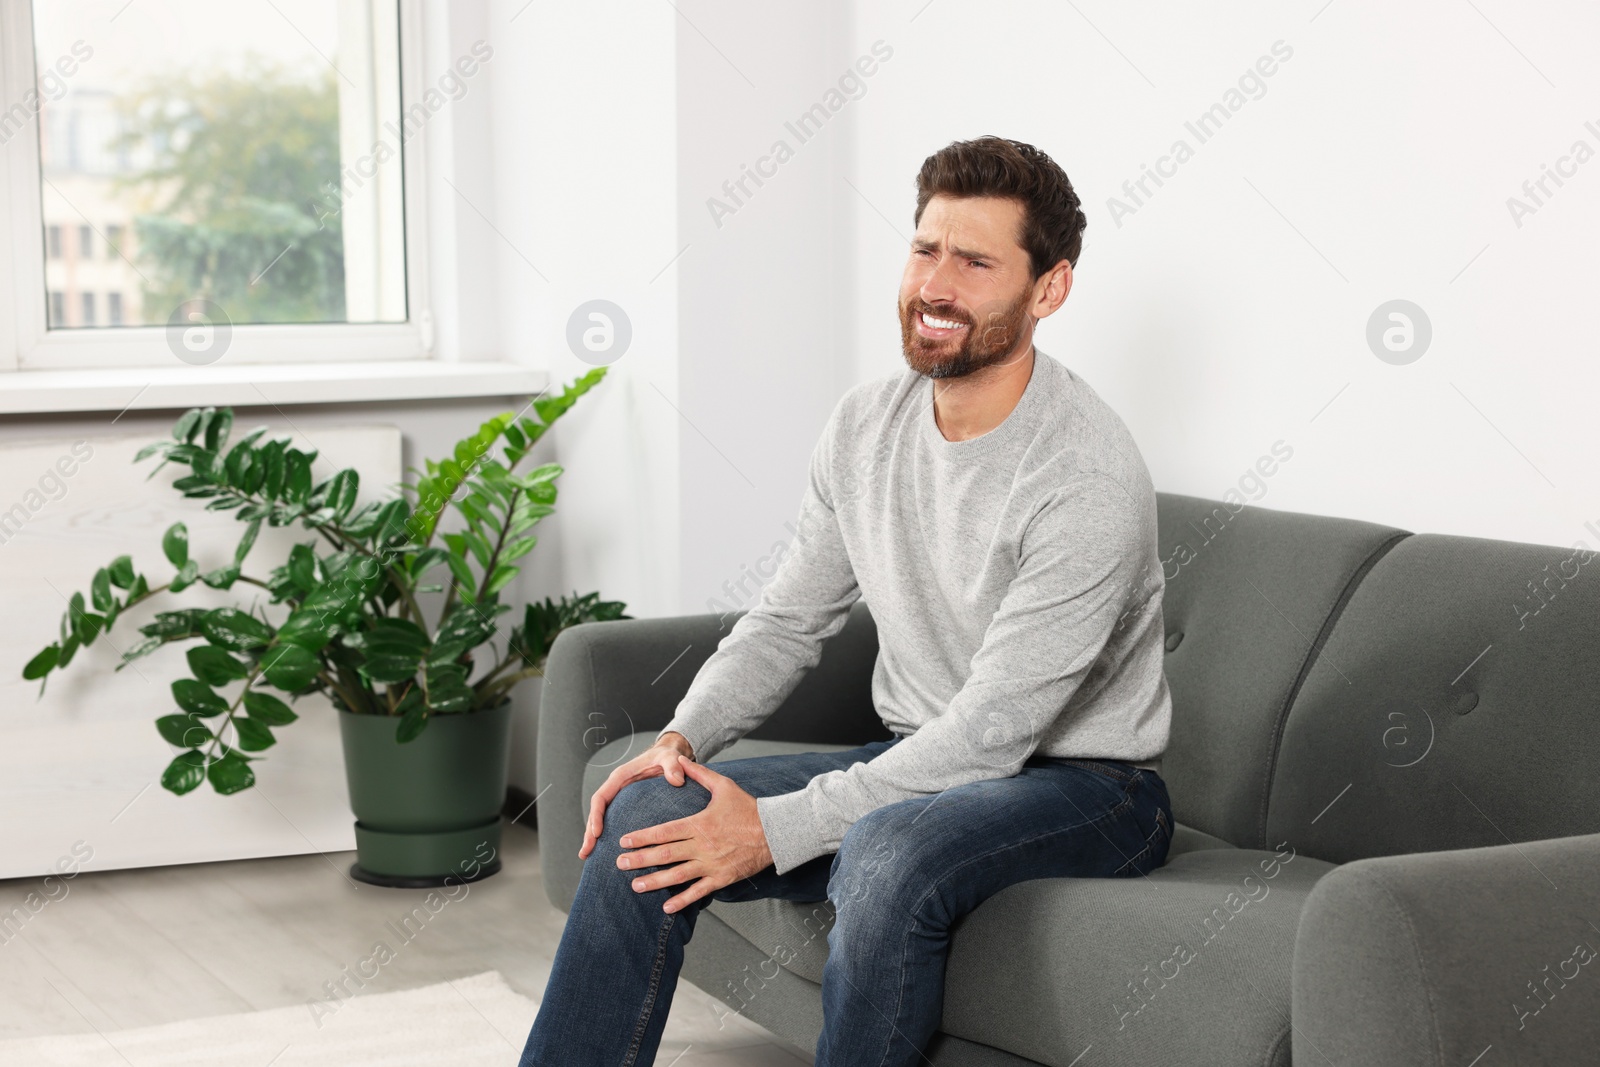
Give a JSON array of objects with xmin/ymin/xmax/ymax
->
[{"xmin": 656, "ymin": 348, "xmax": 1172, "ymax": 875}]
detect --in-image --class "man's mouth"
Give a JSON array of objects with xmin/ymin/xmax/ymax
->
[{"xmin": 915, "ymin": 310, "xmax": 968, "ymax": 339}]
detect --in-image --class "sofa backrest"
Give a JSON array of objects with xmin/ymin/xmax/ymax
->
[
  {"xmin": 1153, "ymin": 493, "xmax": 1408, "ymax": 849},
  {"xmin": 1266, "ymin": 532, "xmax": 1600, "ymax": 862}
]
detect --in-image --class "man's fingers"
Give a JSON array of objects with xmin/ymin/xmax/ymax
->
[
  {"xmin": 627, "ymin": 859, "xmax": 702, "ymax": 895},
  {"xmin": 663, "ymin": 875, "xmax": 722, "ymax": 915}
]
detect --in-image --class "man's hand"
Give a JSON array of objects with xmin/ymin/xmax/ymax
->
[
  {"xmin": 616, "ymin": 755, "xmax": 774, "ymax": 914},
  {"xmin": 579, "ymin": 732, "xmax": 695, "ymax": 861}
]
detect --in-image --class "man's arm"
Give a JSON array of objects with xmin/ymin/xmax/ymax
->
[
  {"xmin": 653, "ymin": 404, "xmax": 861, "ymax": 765},
  {"xmin": 754, "ymin": 474, "xmax": 1148, "ymax": 875}
]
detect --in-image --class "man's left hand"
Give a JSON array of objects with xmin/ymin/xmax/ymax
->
[{"xmin": 616, "ymin": 755, "xmax": 774, "ymax": 913}]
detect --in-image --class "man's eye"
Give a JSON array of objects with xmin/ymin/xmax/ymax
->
[
  {"xmin": 968, "ymin": 260, "xmax": 987, "ymax": 269},
  {"xmin": 914, "ymin": 248, "xmax": 933, "ymax": 257}
]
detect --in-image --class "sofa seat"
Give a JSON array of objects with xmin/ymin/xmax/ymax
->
[{"xmin": 582, "ymin": 736, "xmax": 1336, "ymax": 1067}]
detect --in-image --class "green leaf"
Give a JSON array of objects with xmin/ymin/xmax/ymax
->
[
  {"xmin": 56, "ymin": 633, "xmax": 80, "ymax": 670},
  {"xmin": 172, "ymin": 409, "xmax": 203, "ymax": 444},
  {"xmin": 244, "ymin": 691, "xmax": 298, "ymax": 726},
  {"xmin": 90, "ymin": 568, "xmax": 113, "ymax": 611},
  {"xmin": 232, "ymin": 717, "xmax": 275, "ymax": 751},
  {"xmin": 501, "ymin": 535, "xmax": 538, "ymax": 563},
  {"xmin": 275, "ymin": 611, "xmax": 332, "ymax": 652},
  {"xmin": 396, "ymin": 701, "xmax": 429, "ymax": 743},
  {"xmin": 361, "ymin": 654, "xmax": 421, "ymax": 685},
  {"xmin": 108, "ymin": 555, "xmax": 136, "ymax": 590},
  {"xmin": 156, "ymin": 713, "xmax": 212, "ymax": 748},
  {"xmin": 485, "ymin": 564, "xmax": 518, "ymax": 597},
  {"xmin": 261, "ymin": 643, "xmax": 319, "ymax": 691},
  {"xmin": 262, "ymin": 442, "xmax": 287, "ymax": 498},
  {"xmin": 22, "ymin": 644, "xmax": 59, "ymax": 681},
  {"xmin": 231, "ymin": 518, "xmax": 262, "ymax": 566},
  {"xmin": 169, "ymin": 559, "xmax": 200, "ymax": 593},
  {"xmin": 200, "ymin": 608, "xmax": 275, "ymax": 651},
  {"xmin": 134, "ymin": 439, "xmax": 174, "ymax": 463},
  {"xmin": 140, "ymin": 608, "xmax": 207, "ymax": 640},
  {"xmin": 445, "ymin": 553, "xmax": 477, "ymax": 599},
  {"xmin": 204, "ymin": 408, "xmax": 233, "ymax": 453},
  {"xmin": 199, "ymin": 565, "xmax": 241, "ymax": 590},
  {"xmin": 172, "ymin": 678, "xmax": 229, "ymax": 717},
  {"xmin": 287, "ymin": 543, "xmax": 317, "ymax": 593},
  {"xmin": 285, "ymin": 451, "xmax": 313, "ymax": 503},
  {"xmin": 163, "ymin": 523, "xmax": 189, "ymax": 568},
  {"xmin": 187, "ymin": 645, "xmax": 247, "ymax": 686},
  {"xmin": 161, "ymin": 750, "xmax": 208, "ymax": 795},
  {"xmin": 207, "ymin": 752, "xmax": 255, "ymax": 795},
  {"xmin": 116, "ymin": 636, "xmax": 164, "ymax": 669},
  {"xmin": 325, "ymin": 469, "xmax": 359, "ymax": 519}
]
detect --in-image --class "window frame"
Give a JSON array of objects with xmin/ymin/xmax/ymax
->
[{"xmin": 0, "ymin": 0, "xmax": 432, "ymax": 373}]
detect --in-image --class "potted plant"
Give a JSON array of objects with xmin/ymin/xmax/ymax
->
[{"xmin": 22, "ymin": 368, "xmax": 629, "ymax": 887}]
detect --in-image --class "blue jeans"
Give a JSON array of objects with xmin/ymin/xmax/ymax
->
[{"xmin": 517, "ymin": 736, "xmax": 1173, "ymax": 1066}]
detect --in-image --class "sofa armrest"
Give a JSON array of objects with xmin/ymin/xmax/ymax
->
[
  {"xmin": 1292, "ymin": 831, "xmax": 1600, "ymax": 1066},
  {"xmin": 535, "ymin": 599, "xmax": 884, "ymax": 911}
]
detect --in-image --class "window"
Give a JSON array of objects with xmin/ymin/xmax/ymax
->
[{"xmin": 3, "ymin": 0, "xmax": 430, "ymax": 367}]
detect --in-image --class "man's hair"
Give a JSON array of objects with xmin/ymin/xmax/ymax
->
[{"xmin": 913, "ymin": 136, "xmax": 1087, "ymax": 278}]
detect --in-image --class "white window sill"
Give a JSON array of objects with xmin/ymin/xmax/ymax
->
[{"xmin": 0, "ymin": 360, "xmax": 549, "ymax": 415}]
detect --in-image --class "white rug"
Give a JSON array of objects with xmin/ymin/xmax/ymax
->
[{"xmin": 0, "ymin": 971, "xmax": 537, "ymax": 1066}]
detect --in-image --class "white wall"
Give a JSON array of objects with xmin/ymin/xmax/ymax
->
[{"xmin": 840, "ymin": 0, "xmax": 1600, "ymax": 550}]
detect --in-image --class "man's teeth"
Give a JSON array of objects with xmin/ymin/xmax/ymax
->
[{"xmin": 921, "ymin": 312, "xmax": 965, "ymax": 330}]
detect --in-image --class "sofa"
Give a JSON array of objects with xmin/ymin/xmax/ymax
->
[{"xmin": 535, "ymin": 492, "xmax": 1600, "ymax": 1066}]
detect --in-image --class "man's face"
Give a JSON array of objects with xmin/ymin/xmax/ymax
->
[{"xmin": 898, "ymin": 194, "xmax": 1040, "ymax": 380}]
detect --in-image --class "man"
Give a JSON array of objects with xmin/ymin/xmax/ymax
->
[{"xmin": 518, "ymin": 135, "xmax": 1173, "ymax": 1067}]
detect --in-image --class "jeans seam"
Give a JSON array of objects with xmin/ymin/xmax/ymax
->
[
  {"xmin": 867, "ymin": 784, "xmax": 1139, "ymax": 1067},
  {"xmin": 623, "ymin": 910, "xmax": 677, "ymax": 1066},
  {"xmin": 1113, "ymin": 797, "xmax": 1171, "ymax": 877}
]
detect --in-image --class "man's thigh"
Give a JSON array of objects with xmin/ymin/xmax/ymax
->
[{"xmin": 828, "ymin": 757, "xmax": 1171, "ymax": 921}]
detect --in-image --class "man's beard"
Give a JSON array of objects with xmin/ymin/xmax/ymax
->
[{"xmin": 898, "ymin": 284, "xmax": 1035, "ymax": 380}]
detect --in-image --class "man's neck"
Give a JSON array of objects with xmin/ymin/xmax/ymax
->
[{"xmin": 931, "ymin": 344, "xmax": 1037, "ymax": 443}]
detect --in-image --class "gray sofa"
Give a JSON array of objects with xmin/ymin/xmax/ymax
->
[{"xmin": 535, "ymin": 492, "xmax": 1600, "ymax": 1066}]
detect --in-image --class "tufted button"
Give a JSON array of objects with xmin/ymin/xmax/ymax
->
[
  {"xmin": 1164, "ymin": 631, "xmax": 1184, "ymax": 652},
  {"xmin": 1453, "ymin": 691, "xmax": 1478, "ymax": 715}
]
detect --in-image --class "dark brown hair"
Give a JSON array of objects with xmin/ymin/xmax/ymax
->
[{"xmin": 913, "ymin": 136, "xmax": 1087, "ymax": 278}]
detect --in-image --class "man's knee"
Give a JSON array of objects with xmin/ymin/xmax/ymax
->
[
  {"xmin": 603, "ymin": 776, "xmax": 710, "ymax": 846},
  {"xmin": 827, "ymin": 806, "xmax": 917, "ymax": 912}
]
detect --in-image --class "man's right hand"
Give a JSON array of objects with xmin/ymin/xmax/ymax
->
[{"xmin": 578, "ymin": 731, "xmax": 697, "ymax": 860}]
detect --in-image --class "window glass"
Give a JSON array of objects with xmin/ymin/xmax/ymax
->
[{"xmin": 33, "ymin": 0, "xmax": 407, "ymax": 330}]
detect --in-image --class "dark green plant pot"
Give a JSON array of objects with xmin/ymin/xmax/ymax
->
[{"xmin": 338, "ymin": 702, "xmax": 513, "ymax": 888}]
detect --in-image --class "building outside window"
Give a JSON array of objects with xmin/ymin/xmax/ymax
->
[
  {"xmin": 80, "ymin": 292, "xmax": 96, "ymax": 326},
  {"xmin": 107, "ymin": 292, "xmax": 123, "ymax": 326}
]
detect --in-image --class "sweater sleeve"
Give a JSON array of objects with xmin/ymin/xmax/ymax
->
[
  {"xmin": 753, "ymin": 474, "xmax": 1145, "ymax": 875},
  {"xmin": 653, "ymin": 402, "xmax": 861, "ymax": 766}
]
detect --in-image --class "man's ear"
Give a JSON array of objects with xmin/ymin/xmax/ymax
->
[{"xmin": 1032, "ymin": 259, "xmax": 1074, "ymax": 319}]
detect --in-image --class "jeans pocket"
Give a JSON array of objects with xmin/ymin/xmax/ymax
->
[{"xmin": 1113, "ymin": 802, "xmax": 1171, "ymax": 878}]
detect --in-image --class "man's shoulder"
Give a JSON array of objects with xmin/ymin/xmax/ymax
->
[
  {"xmin": 825, "ymin": 366, "xmax": 920, "ymax": 444},
  {"xmin": 1031, "ymin": 352, "xmax": 1156, "ymax": 510}
]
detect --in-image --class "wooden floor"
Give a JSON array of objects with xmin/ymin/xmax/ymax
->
[{"xmin": 0, "ymin": 822, "xmax": 815, "ymax": 1065}]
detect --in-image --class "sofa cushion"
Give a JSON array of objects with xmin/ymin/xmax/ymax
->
[
  {"xmin": 1153, "ymin": 492, "xmax": 1408, "ymax": 850},
  {"xmin": 583, "ymin": 736, "xmax": 1335, "ymax": 1067},
  {"xmin": 1267, "ymin": 532, "xmax": 1600, "ymax": 862}
]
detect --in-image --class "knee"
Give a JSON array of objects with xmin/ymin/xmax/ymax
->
[
  {"xmin": 601, "ymin": 775, "xmax": 710, "ymax": 850},
  {"xmin": 827, "ymin": 807, "xmax": 920, "ymax": 915}
]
